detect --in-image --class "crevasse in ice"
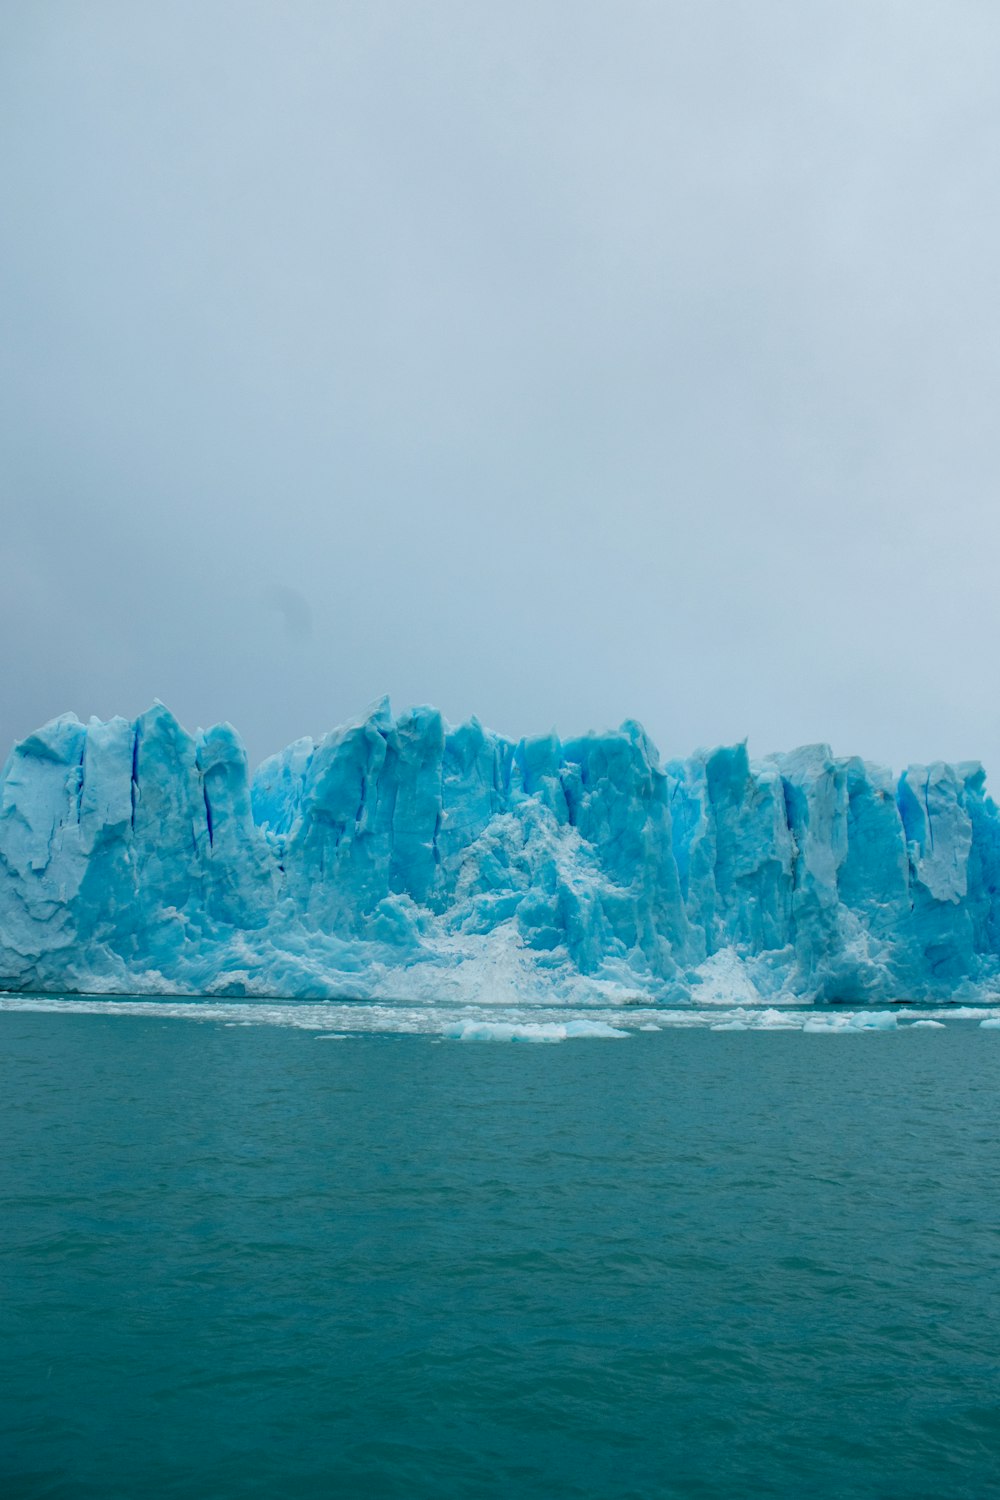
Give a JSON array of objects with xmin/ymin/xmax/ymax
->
[{"xmin": 2, "ymin": 699, "xmax": 998, "ymax": 1005}]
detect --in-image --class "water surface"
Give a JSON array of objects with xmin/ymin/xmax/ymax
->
[{"xmin": 2, "ymin": 1007, "xmax": 999, "ymax": 1498}]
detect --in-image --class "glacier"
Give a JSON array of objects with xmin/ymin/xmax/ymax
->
[{"xmin": 2, "ymin": 698, "xmax": 999, "ymax": 1008}]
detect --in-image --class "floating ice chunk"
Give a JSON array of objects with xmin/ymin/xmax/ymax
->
[
  {"xmin": 802, "ymin": 1010, "xmax": 897, "ymax": 1032},
  {"xmin": 979, "ymin": 1018, "xmax": 1000, "ymax": 1029},
  {"xmin": 907, "ymin": 1019, "xmax": 945, "ymax": 1028},
  {"xmin": 751, "ymin": 1008, "xmax": 800, "ymax": 1029},
  {"xmin": 442, "ymin": 1017, "xmax": 627, "ymax": 1042},
  {"xmin": 563, "ymin": 1018, "xmax": 628, "ymax": 1037}
]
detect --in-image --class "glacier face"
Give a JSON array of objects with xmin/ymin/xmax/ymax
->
[{"xmin": 2, "ymin": 699, "xmax": 999, "ymax": 1006}]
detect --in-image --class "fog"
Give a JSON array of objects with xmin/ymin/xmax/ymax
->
[{"xmin": 2, "ymin": 1, "xmax": 998, "ymax": 775}]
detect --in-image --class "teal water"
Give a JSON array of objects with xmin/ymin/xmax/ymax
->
[{"xmin": 2, "ymin": 1011, "xmax": 1000, "ymax": 1498}]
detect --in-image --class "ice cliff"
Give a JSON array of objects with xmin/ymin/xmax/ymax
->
[{"xmin": 2, "ymin": 699, "xmax": 999, "ymax": 1006}]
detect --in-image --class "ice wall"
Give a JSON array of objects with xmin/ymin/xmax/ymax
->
[{"xmin": 2, "ymin": 700, "xmax": 999, "ymax": 1005}]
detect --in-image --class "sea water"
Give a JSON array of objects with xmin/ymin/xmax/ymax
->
[{"xmin": 2, "ymin": 1002, "xmax": 1000, "ymax": 1498}]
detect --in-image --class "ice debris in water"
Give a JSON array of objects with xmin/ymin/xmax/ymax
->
[
  {"xmin": 802, "ymin": 1011, "xmax": 898, "ymax": 1033},
  {"xmin": 442, "ymin": 1018, "xmax": 627, "ymax": 1043},
  {"xmin": 4, "ymin": 698, "xmax": 1000, "ymax": 1008},
  {"xmin": 1, "ymin": 995, "xmax": 999, "ymax": 1035}
]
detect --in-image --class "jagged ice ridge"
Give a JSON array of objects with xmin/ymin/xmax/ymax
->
[{"xmin": 2, "ymin": 699, "xmax": 999, "ymax": 1006}]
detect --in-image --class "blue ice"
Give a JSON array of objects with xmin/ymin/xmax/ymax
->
[{"xmin": 2, "ymin": 700, "xmax": 1000, "ymax": 1006}]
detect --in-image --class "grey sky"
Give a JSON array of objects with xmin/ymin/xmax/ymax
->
[{"xmin": 2, "ymin": 1, "xmax": 999, "ymax": 776}]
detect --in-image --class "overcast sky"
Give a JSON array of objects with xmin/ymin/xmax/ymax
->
[{"xmin": 2, "ymin": 1, "xmax": 999, "ymax": 776}]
